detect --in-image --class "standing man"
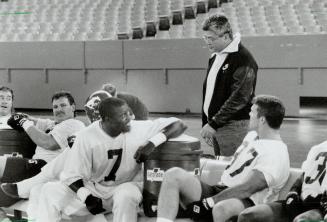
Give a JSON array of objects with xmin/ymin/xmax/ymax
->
[
  {"xmin": 156, "ymin": 95, "xmax": 290, "ymax": 222},
  {"xmin": 201, "ymin": 15, "xmax": 258, "ymax": 156},
  {"xmin": 102, "ymin": 82, "xmax": 149, "ymax": 120}
]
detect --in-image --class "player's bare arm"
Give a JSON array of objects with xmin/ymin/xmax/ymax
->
[
  {"xmin": 211, "ymin": 169, "xmax": 268, "ymax": 204},
  {"xmin": 7, "ymin": 113, "xmax": 60, "ymax": 151},
  {"xmin": 134, "ymin": 120, "xmax": 187, "ymax": 163}
]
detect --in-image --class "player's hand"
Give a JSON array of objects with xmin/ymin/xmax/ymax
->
[
  {"xmin": 185, "ymin": 198, "xmax": 213, "ymax": 220},
  {"xmin": 134, "ymin": 142, "xmax": 155, "ymax": 163},
  {"xmin": 85, "ymin": 195, "xmax": 106, "ymax": 215},
  {"xmin": 163, "ymin": 121, "xmax": 187, "ymax": 139},
  {"xmin": 67, "ymin": 135, "xmax": 76, "ymax": 148},
  {"xmin": 285, "ymin": 191, "xmax": 300, "ymax": 212},
  {"xmin": 7, "ymin": 113, "xmax": 30, "ymax": 132},
  {"xmin": 200, "ymin": 124, "xmax": 216, "ymax": 147}
]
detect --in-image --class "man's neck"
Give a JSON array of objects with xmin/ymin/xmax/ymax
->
[
  {"xmin": 258, "ymin": 128, "xmax": 282, "ymax": 141},
  {"xmin": 100, "ymin": 121, "xmax": 121, "ymax": 138}
]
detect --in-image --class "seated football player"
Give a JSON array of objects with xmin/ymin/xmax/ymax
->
[
  {"xmin": 238, "ymin": 140, "xmax": 327, "ymax": 222},
  {"xmin": 0, "ymin": 90, "xmax": 110, "ymax": 204},
  {"xmin": 0, "ymin": 86, "xmax": 14, "ymax": 129},
  {"xmin": 24, "ymin": 97, "xmax": 187, "ymax": 222},
  {"xmin": 156, "ymin": 95, "xmax": 290, "ymax": 222},
  {"xmin": 0, "ymin": 91, "xmax": 85, "ymax": 206}
]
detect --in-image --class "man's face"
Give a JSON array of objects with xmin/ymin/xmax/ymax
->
[
  {"xmin": 203, "ymin": 28, "xmax": 229, "ymax": 53},
  {"xmin": 0, "ymin": 90, "xmax": 13, "ymax": 116},
  {"xmin": 249, "ymin": 104, "xmax": 260, "ymax": 131},
  {"xmin": 105, "ymin": 104, "xmax": 132, "ymax": 134},
  {"xmin": 52, "ymin": 97, "xmax": 75, "ymax": 123}
]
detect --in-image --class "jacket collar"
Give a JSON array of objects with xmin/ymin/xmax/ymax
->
[{"xmin": 210, "ymin": 32, "xmax": 241, "ymax": 58}]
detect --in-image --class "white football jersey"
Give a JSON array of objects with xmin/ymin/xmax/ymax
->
[
  {"xmin": 301, "ymin": 140, "xmax": 327, "ymax": 199},
  {"xmin": 220, "ymin": 132, "xmax": 290, "ymax": 205},
  {"xmin": 32, "ymin": 118, "xmax": 85, "ymax": 162},
  {"xmin": 60, "ymin": 118, "xmax": 179, "ymax": 199}
]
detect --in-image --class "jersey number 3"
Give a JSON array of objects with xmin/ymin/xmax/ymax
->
[
  {"xmin": 104, "ymin": 149, "xmax": 123, "ymax": 181},
  {"xmin": 305, "ymin": 152, "xmax": 327, "ymax": 185}
]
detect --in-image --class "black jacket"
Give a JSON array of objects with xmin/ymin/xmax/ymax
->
[{"xmin": 202, "ymin": 43, "xmax": 258, "ymax": 129}]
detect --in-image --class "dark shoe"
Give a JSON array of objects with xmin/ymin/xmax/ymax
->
[
  {"xmin": 0, "ymin": 183, "xmax": 21, "ymax": 207},
  {"xmin": 1, "ymin": 183, "xmax": 19, "ymax": 199}
]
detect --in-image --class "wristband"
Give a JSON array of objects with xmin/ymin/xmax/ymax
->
[
  {"xmin": 148, "ymin": 132, "xmax": 167, "ymax": 147},
  {"xmin": 77, "ymin": 187, "xmax": 91, "ymax": 203},
  {"xmin": 22, "ymin": 120, "xmax": 34, "ymax": 131},
  {"xmin": 287, "ymin": 191, "xmax": 298, "ymax": 196},
  {"xmin": 206, "ymin": 197, "xmax": 215, "ymax": 208}
]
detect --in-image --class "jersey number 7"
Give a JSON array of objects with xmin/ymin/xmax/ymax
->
[
  {"xmin": 229, "ymin": 149, "xmax": 258, "ymax": 177},
  {"xmin": 104, "ymin": 149, "xmax": 123, "ymax": 181}
]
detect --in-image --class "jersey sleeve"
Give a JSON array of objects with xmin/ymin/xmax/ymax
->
[
  {"xmin": 49, "ymin": 119, "xmax": 85, "ymax": 150},
  {"xmin": 60, "ymin": 134, "xmax": 92, "ymax": 185},
  {"xmin": 145, "ymin": 117, "xmax": 180, "ymax": 138},
  {"xmin": 252, "ymin": 143, "xmax": 289, "ymax": 188},
  {"xmin": 35, "ymin": 118, "xmax": 55, "ymax": 131}
]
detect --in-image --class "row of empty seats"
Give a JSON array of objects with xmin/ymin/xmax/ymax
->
[{"xmin": 0, "ymin": 0, "xmax": 326, "ymax": 42}]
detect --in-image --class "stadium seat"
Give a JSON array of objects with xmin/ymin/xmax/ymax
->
[
  {"xmin": 184, "ymin": 5, "xmax": 196, "ymax": 19},
  {"xmin": 172, "ymin": 10, "xmax": 183, "ymax": 25},
  {"xmin": 208, "ymin": 0, "xmax": 218, "ymax": 10},
  {"xmin": 145, "ymin": 21, "xmax": 157, "ymax": 37},
  {"xmin": 132, "ymin": 27, "xmax": 144, "ymax": 39},
  {"xmin": 159, "ymin": 16, "xmax": 170, "ymax": 31},
  {"xmin": 117, "ymin": 32, "xmax": 129, "ymax": 40},
  {"xmin": 196, "ymin": 1, "xmax": 207, "ymax": 14},
  {"xmin": 0, "ymin": 0, "xmax": 324, "ymax": 41}
]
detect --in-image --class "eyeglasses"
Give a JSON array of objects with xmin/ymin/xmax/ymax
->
[{"xmin": 202, "ymin": 31, "xmax": 229, "ymax": 42}]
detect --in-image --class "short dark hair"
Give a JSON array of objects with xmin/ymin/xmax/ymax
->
[
  {"xmin": 51, "ymin": 90, "xmax": 75, "ymax": 106},
  {"xmin": 102, "ymin": 83, "xmax": 117, "ymax": 97},
  {"xmin": 99, "ymin": 97, "xmax": 127, "ymax": 120},
  {"xmin": 0, "ymin": 86, "xmax": 14, "ymax": 100},
  {"xmin": 253, "ymin": 95, "xmax": 285, "ymax": 129},
  {"xmin": 202, "ymin": 15, "xmax": 233, "ymax": 39}
]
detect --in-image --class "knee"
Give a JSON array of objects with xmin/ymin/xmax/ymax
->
[
  {"xmin": 40, "ymin": 182, "xmax": 57, "ymax": 195},
  {"xmin": 113, "ymin": 184, "xmax": 142, "ymax": 207},
  {"xmin": 163, "ymin": 167, "xmax": 187, "ymax": 186},
  {"xmin": 39, "ymin": 182, "xmax": 64, "ymax": 203},
  {"xmin": 238, "ymin": 206, "xmax": 271, "ymax": 222},
  {"xmin": 212, "ymin": 202, "xmax": 230, "ymax": 221},
  {"xmin": 293, "ymin": 210, "xmax": 323, "ymax": 222},
  {"xmin": 238, "ymin": 208, "xmax": 259, "ymax": 222}
]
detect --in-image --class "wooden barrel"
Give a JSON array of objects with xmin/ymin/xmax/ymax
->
[{"xmin": 0, "ymin": 129, "xmax": 36, "ymax": 158}]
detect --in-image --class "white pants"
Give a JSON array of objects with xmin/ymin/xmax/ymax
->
[
  {"xmin": 27, "ymin": 181, "xmax": 142, "ymax": 222},
  {"xmin": 17, "ymin": 149, "xmax": 69, "ymax": 198}
]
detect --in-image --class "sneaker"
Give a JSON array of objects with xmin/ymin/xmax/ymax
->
[
  {"xmin": 1, "ymin": 183, "xmax": 19, "ymax": 199},
  {"xmin": 0, "ymin": 183, "xmax": 21, "ymax": 207}
]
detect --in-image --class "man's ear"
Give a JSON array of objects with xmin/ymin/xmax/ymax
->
[{"xmin": 260, "ymin": 116, "xmax": 266, "ymax": 124}]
